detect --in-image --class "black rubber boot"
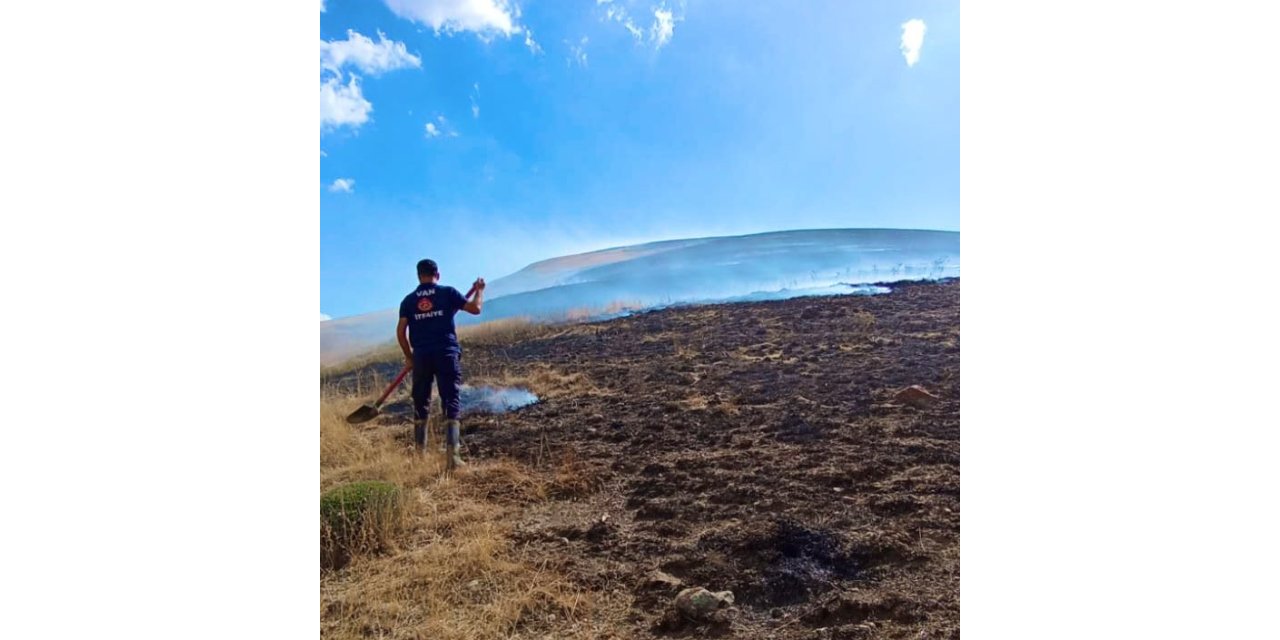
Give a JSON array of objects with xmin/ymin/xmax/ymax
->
[
  {"xmin": 445, "ymin": 419, "xmax": 466, "ymax": 470},
  {"xmin": 413, "ymin": 420, "xmax": 428, "ymax": 453}
]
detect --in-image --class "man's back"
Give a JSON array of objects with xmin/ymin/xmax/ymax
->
[{"xmin": 399, "ymin": 283, "xmax": 468, "ymax": 353}]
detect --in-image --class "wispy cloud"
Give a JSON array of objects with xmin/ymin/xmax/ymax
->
[
  {"xmin": 650, "ymin": 6, "xmax": 676, "ymax": 49},
  {"xmin": 600, "ymin": 2, "xmax": 682, "ymax": 50},
  {"xmin": 321, "ymin": 30, "xmax": 421, "ymax": 76},
  {"xmin": 320, "ymin": 312, "xmax": 332, "ymax": 322},
  {"xmin": 383, "ymin": 0, "xmax": 521, "ymax": 37},
  {"xmin": 524, "ymin": 27, "xmax": 543, "ymax": 54},
  {"xmin": 900, "ymin": 19, "xmax": 927, "ymax": 67},
  {"xmin": 320, "ymin": 74, "xmax": 372, "ymax": 130},
  {"xmin": 471, "ymin": 83, "xmax": 480, "ymax": 118},
  {"xmin": 602, "ymin": 2, "xmax": 643, "ymax": 43},
  {"xmin": 425, "ymin": 115, "xmax": 459, "ymax": 138},
  {"xmin": 328, "ymin": 178, "xmax": 355, "ymax": 193},
  {"xmin": 566, "ymin": 37, "xmax": 589, "ymax": 68}
]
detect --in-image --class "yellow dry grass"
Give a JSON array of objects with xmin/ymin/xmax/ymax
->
[
  {"xmin": 456, "ymin": 316, "xmax": 550, "ymax": 347},
  {"xmin": 319, "ymin": 390, "xmax": 626, "ymax": 639},
  {"xmin": 320, "ymin": 342, "xmax": 403, "ymax": 380},
  {"xmin": 317, "ymin": 302, "xmax": 643, "ymax": 638},
  {"xmin": 472, "ymin": 364, "xmax": 603, "ymax": 400},
  {"xmin": 321, "ymin": 318, "xmax": 556, "ymax": 381},
  {"xmin": 561, "ymin": 299, "xmax": 645, "ymax": 323},
  {"xmin": 322, "ymin": 299, "xmax": 647, "ymax": 379}
]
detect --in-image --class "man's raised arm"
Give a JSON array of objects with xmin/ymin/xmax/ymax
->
[{"xmin": 462, "ymin": 278, "xmax": 486, "ymax": 315}]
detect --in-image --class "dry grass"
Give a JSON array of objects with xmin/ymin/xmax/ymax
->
[
  {"xmin": 561, "ymin": 299, "xmax": 645, "ymax": 323},
  {"xmin": 320, "ymin": 389, "xmax": 625, "ymax": 639},
  {"xmin": 322, "ymin": 302, "xmax": 642, "ymax": 379},
  {"xmin": 320, "ymin": 342, "xmax": 402, "ymax": 380},
  {"xmin": 851, "ymin": 310, "xmax": 876, "ymax": 331},
  {"xmin": 320, "ymin": 319, "xmax": 557, "ymax": 382},
  {"xmin": 457, "ymin": 316, "xmax": 553, "ymax": 347},
  {"xmin": 472, "ymin": 364, "xmax": 603, "ymax": 400},
  {"xmin": 318, "ymin": 310, "xmax": 627, "ymax": 637}
]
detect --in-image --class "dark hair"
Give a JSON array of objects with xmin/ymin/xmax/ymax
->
[{"xmin": 416, "ymin": 259, "xmax": 439, "ymax": 277}]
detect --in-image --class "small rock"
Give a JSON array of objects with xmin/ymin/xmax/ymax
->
[
  {"xmin": 894, "ymin": 385, "xmax": 940, "ymax": 409},
  {"xmin": 674, "ymin": 587, "xmax": 735, "ymax": 621},
  {"xmin": 645, "ymin": 570, "xmax": 684, "ymax": 591}
]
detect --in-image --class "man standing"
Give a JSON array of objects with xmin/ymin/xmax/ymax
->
[{"xmin": 396, "ymin": 259, "xmax": 485, "ymax": 469}]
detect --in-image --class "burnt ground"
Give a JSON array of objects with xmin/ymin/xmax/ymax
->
[{"xmin": 330, "ymin": 279, "xmax": 959, "ymax": 639}]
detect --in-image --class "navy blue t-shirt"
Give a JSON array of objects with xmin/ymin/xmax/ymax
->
[{"xmin": 399, "ymin": 284, "xmax": 468, "ymax": 353}]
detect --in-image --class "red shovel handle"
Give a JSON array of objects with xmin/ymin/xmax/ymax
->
[
  {"xmin": 377, "ymin": 283, "xmax": 478, "ymax": 407},
  {"xmin": 374, "ymin": 366, "xmax": 411, "ymax": 407}
]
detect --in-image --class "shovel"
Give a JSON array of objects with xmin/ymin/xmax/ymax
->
[
  {"xmin": 345, "ymin": 283, "xmax": 479, "ymax": 424},
  {"xmin": 346, "ymin": 365, "xmax": 410, "ymax": 424}
]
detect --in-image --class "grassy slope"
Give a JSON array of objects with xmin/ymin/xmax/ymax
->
[{"xmin": 320, "ymin": 318, "xmax": 631, "ymax": 640}]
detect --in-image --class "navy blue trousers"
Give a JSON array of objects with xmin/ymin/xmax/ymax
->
[{"xmin": 411, "ymin": 350, "xmax": 462, "ymax": 420}]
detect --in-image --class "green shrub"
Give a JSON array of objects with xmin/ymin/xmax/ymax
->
[{"xmin": 321, "ymin": 481, "xmax": 404, "ymax": 569}]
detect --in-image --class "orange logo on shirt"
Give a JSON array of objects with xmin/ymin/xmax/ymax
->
[{"xmin": 417, "ymin": 298, "xmax": 434, "ymax": 312}]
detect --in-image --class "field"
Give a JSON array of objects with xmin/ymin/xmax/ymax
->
[{"xmin": 321, "ymin": 279, "xmax": 959, "ymax": 639}]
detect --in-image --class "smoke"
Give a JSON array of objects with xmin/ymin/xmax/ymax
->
[
  {"xmin": 320, "ymin": 229, "xmax": 959, "ymax": 365},
  {"xmin": 459, "ymin": 385, "xmax": 539, "ymax": 414}
]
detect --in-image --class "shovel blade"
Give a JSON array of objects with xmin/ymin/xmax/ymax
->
[{"xmin": 346, "ymin": 404, "xmax": 381, "ymax": 424}]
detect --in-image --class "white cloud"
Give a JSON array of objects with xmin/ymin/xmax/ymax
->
[
  {"xmin": 650, "ymin": 7, "xmax": 675, "ymax": 49},
  {"xmin": 319, "ymin": 31, "xmax": 420, "ymax": 133},
  {"xmin": 426, "ymin": 115, "xmax": 459, "ymax": 138},
  {"xmin": 566, "ymin": 37, "xmax": 589, "ymax": 68},
  {"xmin": 321, "ymin": 30, "xmax": 421, "ymax": 76},
  {"xmin": 900, "ymin": 19, "xmax": 927, "ymax": 67},
  {"xmin": 524, "ymin": 27, "xmax": 543, "ymax": 54},
  {"xmin": 320, "ymin": 0, "xmax": 325, "ymax": 12},
  {"xmin": 603, "ymin": 4, "xmax": 643, "ymax": 42},
  {"xmin": 602, "ymin": 2, "xmax": 680, "ymax": 49},
  {"xmin": 383, "ymin": 0, "xmax": 520, "ymax": 36},
  {"xmin": 328, "ymin": 178, "xmax": 355, "ymax": 193},
  {"xmin": 320, "ymin": 74, "xmax": 372, "ymax": 130},
  {"xmin": 320, "ymin": 312, "xmax": 332, "ymax": 322}
]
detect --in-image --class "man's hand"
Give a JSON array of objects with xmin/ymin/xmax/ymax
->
[
  {"xmin": 403, "ymin": 353, "xmax": 414, "ymax": 370},
  {"xmin": 463, "ymin": 278, "xmax": 485, "ymax": 315}
]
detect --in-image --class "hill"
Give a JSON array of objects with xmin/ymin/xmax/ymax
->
[{"xmin": 322, "ymin": 228, "xmax": 958, "ymax": 365}]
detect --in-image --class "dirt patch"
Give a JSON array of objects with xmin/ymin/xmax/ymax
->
[{"xmin": 689, "ymin": 519, "xmax": 876, "ymax": 608}]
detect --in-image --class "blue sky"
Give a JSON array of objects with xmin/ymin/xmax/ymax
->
[{"xmin": 320, "ymin": 0, "xmax": 958, "ymax": 319}]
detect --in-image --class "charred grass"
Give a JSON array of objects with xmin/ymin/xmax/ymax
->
[{"xmin": 322, "ymin": 279, "xmax": 960, "ymax": 639}]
